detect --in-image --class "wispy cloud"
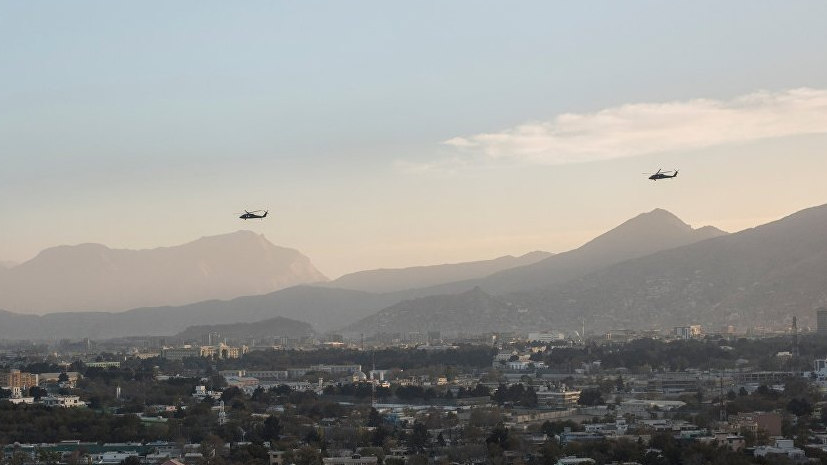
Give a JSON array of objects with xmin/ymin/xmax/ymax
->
[{"xmin": 404, "ymin": 88, "xmax": 827, "ymax": 172}]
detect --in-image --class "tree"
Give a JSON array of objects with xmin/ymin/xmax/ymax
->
[
  {"xmin": 485, "ymin": 424, "xmax": 509, "ymax": 450},
  {"xmin": 261, "ymin": 415, "xmax": 281, "ymax": 442},
  {"xmin": 577, "ymin": 389, "xmax": 604, "ymax": 406},
  {"xmin": 787, "ymin": 398, "xmax": 813, "ymax": 416},
  {"xmin": 367, "ymin": 407, "xmax": 383, "ymax": 427},
  {"xmin": 408, "ymin": 422, "xmax": 431, "ymax": 451},
  {"xmin": 29, "ymin": 386, "xmax": 48, "ymax": 401}
]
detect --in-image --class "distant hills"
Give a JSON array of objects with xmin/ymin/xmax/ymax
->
[
  {"xmin": 343, "ymin": 209, "xmax": 727, "ymax": 335},
  {"xmin": 7, "ymin": 204, "xmax": 827, "ymax": 341},
  {"xmin": 0, "ymin": 286, "xmax": 396, "ymax": 340},
  {"xmin": 372, "ymin": 209, "xmax": 727, "ymax": 299},
  {"xmin": 0, "ymin": 261, "xmax": 17, "ymax": 269},
  {"xmin": 324, "ymin": 251, "xmax": 552, "ymax": 293},
  {"xmin": 0, "ymin": 231, "xmax": 327, "ymax": 314},
  {"xmin": 350, "ymin": 203, "xmax": 827, "ymax": 336},
  {"xmin": 506, "ymin": 202, "xmax": 827, "ymax": 332},
  {"xmin": 173, "ymin": 316, "xmax": 314, "ymax": 342},
  {"xmin": 346, "ymin": 287, "xmax": 516, "ymax": 335}
]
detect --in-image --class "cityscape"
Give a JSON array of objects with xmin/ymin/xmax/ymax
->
[{"xmin": 3, "ymin": 2, "xmax": 827, "ymax": 465}]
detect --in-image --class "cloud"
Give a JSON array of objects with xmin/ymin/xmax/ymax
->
[{"xmin": 433, "ymin": 88, "xmax": 827, "ymax": 168}]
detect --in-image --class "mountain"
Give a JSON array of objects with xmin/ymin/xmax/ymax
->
[
  {"xmin": 383, "ymin": 209, "xmax": 727, "ymax": 299},
  {"xmin": 0, "ymin": 261, "xmax": 17, "ymax": 269},
  {"xmin": 0, "ymin": 231, "xmax": 328, "ymax": 314},
  {"xmin": 173, "ymin": 316, "xmax": 314, "ymax": 342},
  {"xmin": 343, "ymin": 209, "xmax": 740, "ymax": 336},
  {"xmin": 325, "ymin": 251, "xmax": 552, "ymax": 293},
  {"xmin": 504, "ymin": 202, "xmax": 827, "ymax": 333},
  {"xmin": 0, "ymin": 285, "xmax": 398, "ymax": 340},
  {"xmin": 346, "ymin": 287, "xmax": 519, "ymax": 335}
]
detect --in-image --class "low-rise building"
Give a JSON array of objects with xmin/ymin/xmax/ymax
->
[
  {"xmin": 673, "ymin": 325, "xmax": 702, "ymax": 340},
  {"xmin": 536, "ymin": 386, "xmax": 581, "ymax": 408},
  {"xmin": 754, "ymin": 438, "xmax": 805, "ymax": 461},
  {"xmin": 41, "ymin": 395, "xmax": 86, "ymax": 408},
  {"xmin": 729, "ymin": 412, "xmax": 783, "ymax": 436},
  {"xmin": 323, "ymin": 455, "xmax": 378, "ymax": 465}
]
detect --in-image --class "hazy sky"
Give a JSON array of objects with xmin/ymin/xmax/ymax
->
[{"xmin": 2, "ymin": 1, "xmax": 827, "ymax": 278}]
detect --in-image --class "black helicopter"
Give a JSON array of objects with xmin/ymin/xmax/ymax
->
[
  {"xmin": 645, "ymin": 168, "xmax": 679, "ymax": 181},
  {"xmin": 239, "ymin": 210, "xmax": 268, "ymax": 220}
]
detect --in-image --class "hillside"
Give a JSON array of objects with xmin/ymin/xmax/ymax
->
[
  {"xmin": 0, "ymin": 231, "xmax": 328, "ymax": 314},
  {"xmin": 506, "ymin": 202, "xmax": 827, "ymax": 333},
  {"xmin": 346, "ymin": 287, "xmax": 521, "ymax": 336},
  {"xmin": 0, "ymin": 286, "xmax": 397, "ymax": 340},
  {"xmin": 380, "ymin": 209, "xmax": 727, "ymax": 300},
  {"xmin": 325, "ymin": 251, "xmax": 552, "ymax": 293},
  {"xmin": 345, "ymin": 204, "xmax": 827, "ymax": 336},
  {"xmin": 173, "ymin": 316, "xmax": 314, "ymax": 342}
]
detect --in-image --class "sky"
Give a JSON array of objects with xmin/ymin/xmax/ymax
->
[{"xmin": 2, "ymin": 1, "xmax": 827, "ymax": 278}]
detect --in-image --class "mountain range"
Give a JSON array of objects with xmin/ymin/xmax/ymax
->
[
  {"xmin": 350, "ymin": 203, "xmax": 827, "ymax": 336},
  {"xmin": 324, "ymin": 251, "xmax": 552, "ymax": 293},
  {"xmin": 0, "ymin": 231, "xmax": 327, "ymax": 314},
  {"xmin": 4, "ymin": 203, "xmax": 827, "ymax": 341}
]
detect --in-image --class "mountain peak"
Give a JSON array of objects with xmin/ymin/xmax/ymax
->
[{"xmin": 0, "ymin": 233, "xmax": 327, "ymax": 314}]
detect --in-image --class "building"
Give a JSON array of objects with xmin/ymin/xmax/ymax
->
[
  {"xmin": 86, "ymin": 361, "xmax": 121, "ymax": 369},
  {"xmin": 536, "ymin": 386, "xmax": 581, "ymax": 408},
  {"xmin": 40, "ymin": 395, "xmax": 86, "ymax": 408},
  {"xmin": 0, "ymin": 369, "xmax": 38, "ymax": 390},
  {"xmin": 322, "ymin": 455, "xmax": 378, "ymax": 465},
  {"xmin": 753, "ymin": 438, "xmax": 805, "ymax": 461},
  {"xmin": 818, "ymin": 308, "xmax": 827, "ymax": 334},
  {"xmin": 163, "ymin": 344, "xmax": 247, "ymax": 361},
  {"xmin": 220, "ymin": 370, "xmax": 288, "ymax": 381},
  {"xmin": 646, "ymin": 373, "xmax": 702, "ymax": 393},
  {"xmin": 674, "ymin": 325, "xmax": 702, "ymax": 339},
  {"xmin": 527, "ymin": 331, "xmax": 565, "ymax": 343},
  {"xmin": 555, "ymin": 458, "xmax": 595, "ymax": 465},
  {"xmin": 162, "ymin": 346, "xmax": 204, "ymax": 361},
  {"xmin": 309, "ymin": 364, "xmax": 362, "ymax": 375},
  {"xmin": 729, "ymin": 412, "xmax": 783, "ymax": 436}
]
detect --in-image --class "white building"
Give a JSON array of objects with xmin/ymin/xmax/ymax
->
[
  {"xmin": 753, "ymin": 438, "xmax": 805, "ymax": 461},
  {"xmin": 92, "ymin": 451, "xmax": 140, "ymax": 464},
  {"xmin": 40, "ymin": 395, "xmax": 86, "ymax": 408},
  {"xmin": 528, "ymin": 331, "xmax": 565, "ymax": 342},
  {"xmin": 674, "ymin": 325, "xmax": 702, "ymax": 339},
  {"xmin": 323, "ymin": 455, "xmax": 378, "ymax": 465}
]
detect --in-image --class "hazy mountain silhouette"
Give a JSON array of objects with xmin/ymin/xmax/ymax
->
[
  {"xmin": 342, "ymin": 209, "xmax": 760, "ymax": 336},
  {"xmin": 173, "ymin": 316, "xmax": 314, "ymax": 342},
  {"xmin": 0, "ymin": 208, "xmax": 741, "ymax": 340},
  {"xmin": 382, "ymin": 209, "xmax": 726, "ymax": 299},
  {"xmin": 476, "ymin": 208, "xmax": 727, "ymax": 294},
  {"xmin": 0, "ymin": 261, "xmax": 17, "ymax": 269},
  {"xmin": 504, "ymin": 202, "xmax": 827, "ymax": 333},
  {"xmin": 346, "ymin": 287, "xmax": 517, "ymax": 335},
  {"xmin": 0, "ymin": 286, "xmax": 398, "ymax": 340},
  {"xmin": 324, "ymin": 251, "xmax": 552, "ymax": 293},
  {"xmin": 0, "ymin": 231, "xmax": 328, "ymax": 314}
]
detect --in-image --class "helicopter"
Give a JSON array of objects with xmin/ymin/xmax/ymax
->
[
  {"xmin": 645, "ymin": 168, "xmax": 679, "ymax": 181},
  {"xmin": 239, "ymin": 210, "xmax": 268, "ymax": 220}
]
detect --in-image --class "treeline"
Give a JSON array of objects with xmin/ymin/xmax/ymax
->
[
  {"xmin": 221, "ymin": 346, "xmax": 497, "ymax": 371},
  {"xmin": 545, "ymin": 335, "xmax": 827, "ymax": 372},
  {"xmin": 321, "ymin": 382, "xmax": 490, "ymax": 402},
  {"xmin": 0, "ymin": 403, "xmax": 156, "ymax": 444}
]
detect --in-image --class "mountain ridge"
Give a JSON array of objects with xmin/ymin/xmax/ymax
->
[
  {"xmin": 324, "ymin": 250, "xmax": 553, "ymax": 293},
  {"xmin": 0, "ymin": 231, "xmax": 328, "ymax": 314}
]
